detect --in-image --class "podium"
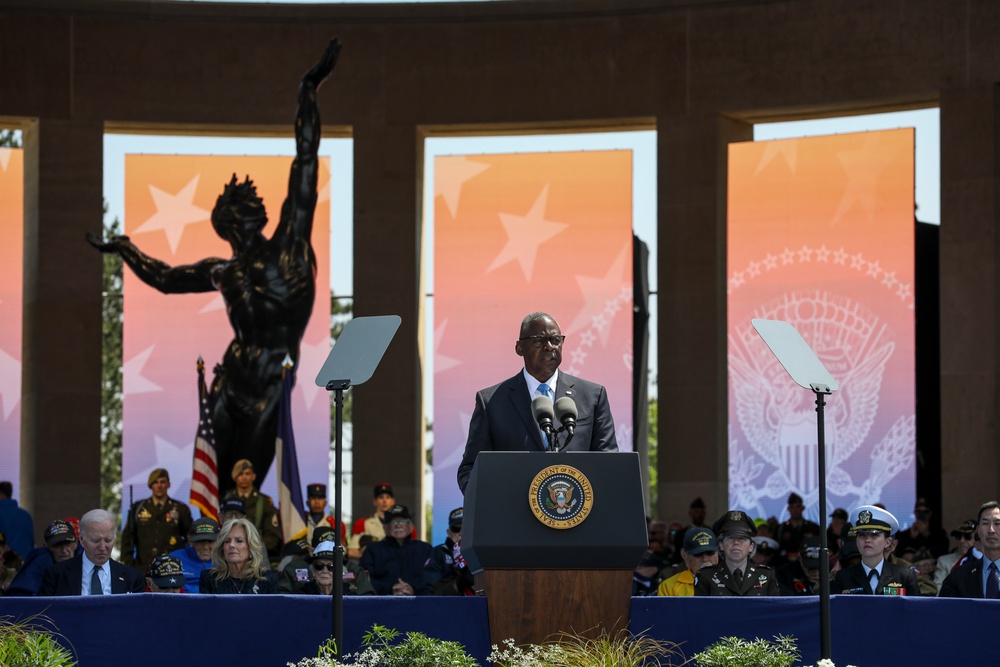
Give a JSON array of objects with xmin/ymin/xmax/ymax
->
[{"xmin": 463, "ymin": 451, "xmax": 647, "ymax": 646}]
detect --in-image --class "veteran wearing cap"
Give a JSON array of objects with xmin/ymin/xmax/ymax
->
[
  {"xmin": 658, "ymin": 527, "xmax": 719, "ymax": 596},
  {"xmin": 4, "ymin": 519, "xmax": 80, "ymax": 596},
  {"xmin": 347, "ymin": 483, "xmax": 415, "ymax": 560},
  {"xmin": 222, "ymin": 459, "xmax": 282, "ymax": 566},
  {"xmin": 425, "ymin": 508, "xmax": 474, "ymax": 596},
  {"xmin": 831, "ymin": 505, "xmax": 919, "ymax": 596},
  {"xmin": 694, "ymin": 511, "xmax": 779, "ymax": 596},
  {"xmin": 146, "ymin": 554, "xmax": 186, "ymax": 593},
  {"xmin": 121, "ymin": 468, "xmax": 193, "ymax": 572},
  {"xmin": 168, "ymin": 517, "xmax": 220, "ymax": 594},
  {"xmin": 934, "ymin": 518, "xmax": 979, "ymax": 590},
  {"xmin": 359, "ymin": 504, "xmax": 433, "ymax": 595},
  {"xmin": 777, "ymin": 536, "xmax": 825, "ymax": 595}
]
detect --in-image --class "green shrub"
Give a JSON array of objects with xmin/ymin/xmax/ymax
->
[
  {"xmin": 489, "ymin": 629, "xmax": 687, "ymax": 667},
  {"xmin": 693, "ymin": 635, "xmax": 799, "ymax": 667},
  {"xmin": 289, "ymin": 624, "xmax": 480, "ymax": 667},
  {"xmin": 0, "ymin": 615, "xmax": 77, "ymax": 667}
]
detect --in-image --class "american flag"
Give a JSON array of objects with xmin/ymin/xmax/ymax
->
[
  {"xmin": 189, "ymin": 357, "xmax": 219, "ymax": 521},
  {"xmin": 276, "ymin": 358, "xmax": 307, "ymax": 541}
]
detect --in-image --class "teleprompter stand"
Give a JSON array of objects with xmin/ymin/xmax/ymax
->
[
  {"xmin": 462, "ymin": 451, "xmax": 648, "ymax": 647},
  {"xmin": 315, "ymin": 315, "xmax": 401, "ymax": 656},
  {"xmin": 751, "ymin": 318, "xmax": 839, "ymax": 661}
]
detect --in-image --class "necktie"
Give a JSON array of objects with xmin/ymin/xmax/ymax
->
[
  {"xmin": 91, "ymin": 565, "xmax": 103, "ymax": 595},
  {"xmin": 733, "ymin": 568, "xmax": 743, "ymax": 586},
  {"xmin": 538, "ymin": 384, "xmax": 550, "ymax": 398},
  {"xmin": 868, "ymin": 567, "xmax": 879, "ymax": 593},
  {"xmin": 987, "ymin": 562, "xmax": 1000, "ymax": 599}
]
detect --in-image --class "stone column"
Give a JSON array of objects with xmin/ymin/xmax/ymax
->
[{"xmin": 657, "ymin": 113, "xmax": 753, "ymax": 521}]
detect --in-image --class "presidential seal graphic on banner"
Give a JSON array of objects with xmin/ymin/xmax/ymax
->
[{"xmin": 528, "ymin": 465, "xmax": 594, "ymax": 529}]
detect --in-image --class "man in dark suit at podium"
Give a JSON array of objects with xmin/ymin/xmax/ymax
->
[
  {"xmin": 40, "ymin": 509, "xmax": 145, "ymax": 596},
  {"xmin": 457, "ymin": 311, "xmax": 618, "ymax": 493}
]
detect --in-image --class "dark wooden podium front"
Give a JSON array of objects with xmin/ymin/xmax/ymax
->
[
  {"xmin": 463, "ymin": 452, "xmax": 647, "ymax": 647},
  {"xmin": 480, "ymin": 569, "xmax": 633, "ymax": 646}
]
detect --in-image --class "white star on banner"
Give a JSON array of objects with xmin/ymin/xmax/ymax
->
[
  {"xmin": 132, "ymin": 175, "xmax": 211, "ymax": 254},
  {"xmin": 435, "ymin": 156, "xmax": 490, "ymax": 218},
  {"xmin": 0, "ymin": 346, "xmax": 21, "ymax": 420},
  {"xmin": 434, "ymin": 319, "xmax": 461, "ymax": 374},
  {"xmin": 123, "ymin": 345, "xmax": 164, "ymax": 397},
  {"xmin": 486, "ymin": 185, "xmax": 568, "ymax": 282},
  {"xmin": 754, "ymin": 139, "xmax": 798, "ymax": 176},
  {"xmin": 0, "ymin": 147, "xmax": 12, "ymax": 172},
  {"xmin": 831, "ymin": 134, "xmax": 897, "ymax": 227},
  {"xmin": 565, "ymin": 244, "xmax": 630, "ymax": 347},
  {"xmin": 298, "ymin": 336, "xmax": 333, "ymax": 410}
]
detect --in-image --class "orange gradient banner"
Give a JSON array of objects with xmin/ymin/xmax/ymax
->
[
  {"xmin": 728, "ymin": 129, "xmax": 916, "ymax": 526},
  {"xmin": 123, "ymin": 154, "xmax": 331, "ymax": 511},
  {"xmin": 432, "ymin": 150, "xmax": 634, "ymax": 544},
  {"xmin": 0, "ymin": 147, "xmax": 22, "ymax": 485}
]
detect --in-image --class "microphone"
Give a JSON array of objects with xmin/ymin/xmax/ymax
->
[
  {"xmin": 554, "ymin": 396, "xmax": 578, "ymax": 436},
  {"xmin": 531, "ymin": 395, "xmax": 555, "ymax": 441}
]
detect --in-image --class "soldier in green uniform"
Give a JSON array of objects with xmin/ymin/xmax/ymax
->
[
  {"xmin": 223, "ymin": 459, "xmax": 282, "ymax": 566},
  {"xmin": 694, "ymin": 510, "xmax": 779, "ymax": 596},
  {"xmin": 121, "ymin": 468, "xmax": 193, "ymax": 572}
]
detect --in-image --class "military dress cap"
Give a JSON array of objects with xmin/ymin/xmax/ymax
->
[
  {"xmin": 307, "ymin": 483, "xmax": 327, "ymax": 498},
  {"xmin": 147, "ymin": 554, "xmax": 185, "ymax": 588},
  {"xmin": 799, "ymin": 536, "xmax": 823, "ymax": 568},
  {"xmin": 219, "ymin": 497, "xmax": 247, "ymax": 516},
  {"xmin": 147, "ymin": 468, "xmax": 170, "ymax": 487},
  {"xmin": 683, "ymin": 527, "xmax": 718, "ymax": 555},
  {"xmin": 307, "ymin": 540, "xmax": 338, "ymax": 563},
  {"xmin": 189, "ymin": 517, "xmax": 220, "ymax": 542},
  {"xmin": 831, "ymin": 508, "xmax": 849, "ymax": 520},
  {"xmin": 44, "ymin": 519, "xmax": 77, "ymax": 546},
  {"xmin": 231, "ymin": 459, "xmax": 254, "ymax": 480},
  {"xmin": 848, "ymin": 505, "xmax": 899, "ymax": 536},
  {"xmin": 373, "ymin": 482, "xmax": 394, "ymax": 498},
  {"xmin": 448, "ymin": 508, "xmax": 464, "ymax": 529},
  {"xmin": 787, "ymin": 492, "xmax": 804, "ymax": 506},
  {"xmin": 952, "ymin": 519, "xmax": 977, "ymax": 538},
  {"xmin": 712, "ymin": 510, "xmax": 758, "ymax": 538},
  {"xmin": 312, "ymin": 527, "xmax": 338, "ymax": 548},
  {"xmin": 382, "ymin": 504, "xmax": 412, "ymax": 523},
  {"xmin": 753, "ymin": 536, "xmax": 779, "ymax": 554}
]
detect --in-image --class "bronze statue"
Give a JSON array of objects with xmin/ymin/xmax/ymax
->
[{"xmin": 89, "ymin": 39, "xmax": 341, "ymax": 497}]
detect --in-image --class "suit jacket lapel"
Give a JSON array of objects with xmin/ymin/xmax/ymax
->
[{"xmin": 508, "ymin": 374, "xmax": 545, "ymax": 450}]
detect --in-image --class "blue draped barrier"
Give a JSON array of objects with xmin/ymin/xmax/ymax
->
[{"xmin": 0, "ymin": 595, "xmax": 994, "ymax": 665}]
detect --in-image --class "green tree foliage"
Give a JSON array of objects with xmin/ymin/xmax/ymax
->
[
  {"xmin": 100, "ymin": 211, "xmax": 124, "ymax": 516},
  {"xmin": 0, "ymin": 130, "xmax": 20, "ymax": 148}
]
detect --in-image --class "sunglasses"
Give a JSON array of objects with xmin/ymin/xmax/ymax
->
[{"xmin": 312, "ymin": 562, "xmax": 336, "ymax": 572}]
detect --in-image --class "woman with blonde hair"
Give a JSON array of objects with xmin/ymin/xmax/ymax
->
[{"xmin": 198, "ymin": 517, "xmax": 279, "ymax": 594}]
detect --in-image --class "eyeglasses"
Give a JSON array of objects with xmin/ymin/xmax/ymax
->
[
  {"xmin": 312, "ymin": 562, "xmax": 335, "ymax": 571},
  {"xmin": 518, "ymin": 335, "xmax": 566, "ymax": 348}
]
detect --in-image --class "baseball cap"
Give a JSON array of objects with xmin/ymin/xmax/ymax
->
[
  {"xmin": 146, "ymin": 554, "xmax": 185, "ymax": 589},
  {"xmin": 683, "ymin": 527, "xmax": 718, "ymax": 555},
  {"xmin": 188, "ymin": 517, "xmax": 220, "ymax": 542},
  {"xmin": 381, "ymin": 505, "xmax": 412, "ymax": 523},
  {"xmin": 448, "ymin": 508, "xmax": 464, "ymax": 530},
  {"xmin": 44, "ymin": 519, "xmax": 77, "ymax": 546}
]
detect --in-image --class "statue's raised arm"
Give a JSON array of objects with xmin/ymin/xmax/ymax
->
[
  {"xmin": 85, "ymin": 231, "xmax": 221, "ymax": 294},
  {"xmin": 273, "ymin": 37, "xmax": 342, "ymax": 247}
]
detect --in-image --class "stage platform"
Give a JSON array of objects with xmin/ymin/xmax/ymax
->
[{"xmin": 1, "ymin": 594, "xmax": 991, "ymax": 666}]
